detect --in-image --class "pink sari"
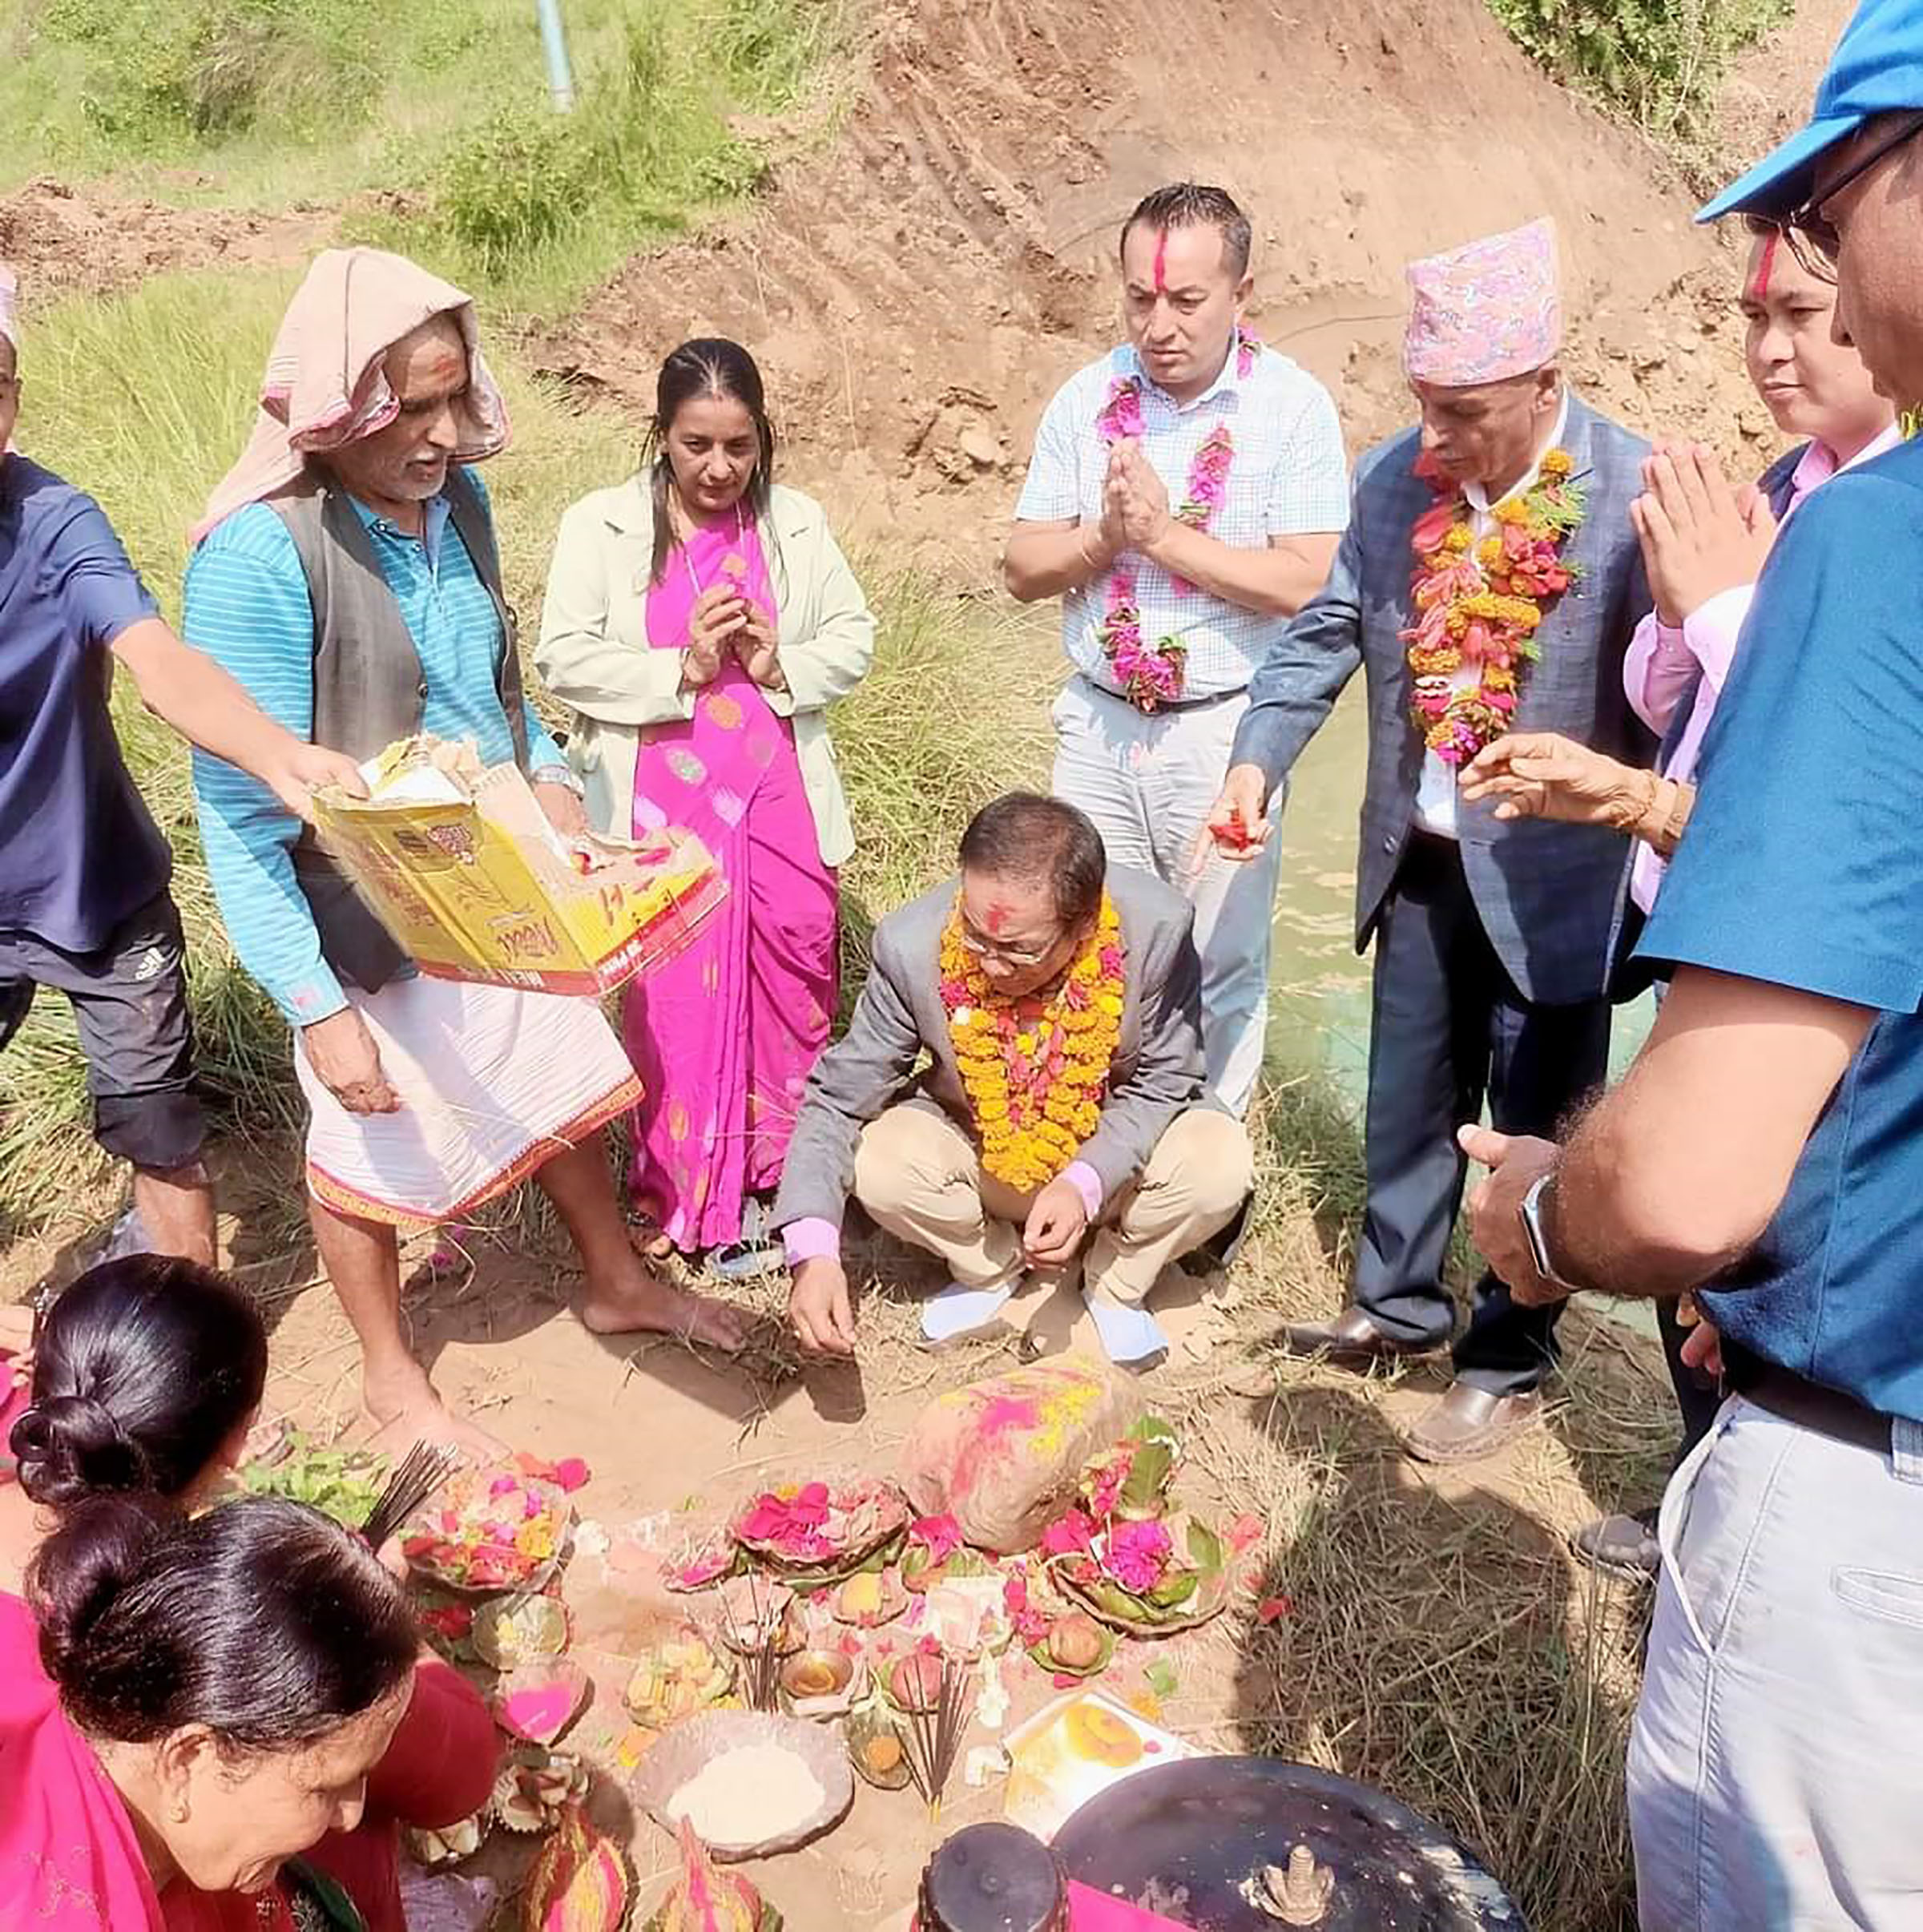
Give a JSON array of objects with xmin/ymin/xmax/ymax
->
[
  {"xmin": 0, "ymin": 1592, "xmax": 163, "ymax": 1930},
  {"xmin": 624, "ymin": 514, "xmax": 838, "ymax": 1250}
]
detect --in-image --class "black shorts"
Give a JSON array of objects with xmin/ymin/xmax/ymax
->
[{"xmin": 0, "ymin": 894, "xmax": 208, "ymax": 1170}]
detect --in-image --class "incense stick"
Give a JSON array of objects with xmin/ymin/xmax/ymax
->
[
  {"xmin": 743, "ymin": 1571, "xmax": 783, "ymax": 1712},
  {"xmin": 901, "ymin": 1652, "xmax": 966, "ymax": 1821},
  {"xmin": 361, "ymin": 1440, "xmax": 461, "ymax": 1551}
]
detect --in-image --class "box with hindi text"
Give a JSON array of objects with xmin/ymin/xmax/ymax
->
[{"xmin": 310, "ymin": 736, "xmax": 727, "ymax": 997}]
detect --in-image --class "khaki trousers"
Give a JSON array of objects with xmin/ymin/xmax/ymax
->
[{"xmin": 852, "ymin": 1099, "xmax": 1253, "ymax": 1308}]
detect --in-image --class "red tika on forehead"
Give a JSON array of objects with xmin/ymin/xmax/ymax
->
[
  {"xmin": 985, "ymin": 902, "xmax": 1011, "ymax": 934},
  {"xmin": 1152, "ymin": 228, "xmax": 1168, "ymax": 293},
  {"xmin": 1749, "ymin": 228, "xmax": 1780, "ymax": 304}
]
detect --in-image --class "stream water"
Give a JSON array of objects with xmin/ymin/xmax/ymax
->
[{"xmin": 1262, "ymin": 685, "xmax": 1659, "ymax": 1339}]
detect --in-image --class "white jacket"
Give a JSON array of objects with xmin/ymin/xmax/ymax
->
[{"xmin": 534, "ymin": 479, "xmax": 875, "ymax": 865}]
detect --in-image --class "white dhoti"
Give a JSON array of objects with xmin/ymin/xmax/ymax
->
[{"xmin": 297, "ymin": 976, "xmax": 640, "ymax": 1226}]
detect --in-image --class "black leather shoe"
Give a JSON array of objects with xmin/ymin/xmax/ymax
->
[{"xmin": 1277, "ymin": 1304, "xmax": 1445, "ymax": 1371}]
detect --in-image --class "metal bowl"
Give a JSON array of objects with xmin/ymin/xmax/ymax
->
[{"xmin": 779, "ymin": 1647, "xmax": 865, "ymax": 1719}]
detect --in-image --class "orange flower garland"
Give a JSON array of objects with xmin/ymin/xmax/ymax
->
[
  {"xmin": 1399, "ymin": 446, "xmax": 1585, "ymax": 765},
  {"xmin": 939, "ymin": 893, "xmax": 1125, "ymax": 1194}
]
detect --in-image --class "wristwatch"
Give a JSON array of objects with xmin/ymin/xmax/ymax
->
[
  {"xmin": 530, "ymin": 763, "xmax": 585, "ymax": 797},
  {"xmin": 1517, "ymin": 1172, "xmax": 1585, "ymax": 1297}
]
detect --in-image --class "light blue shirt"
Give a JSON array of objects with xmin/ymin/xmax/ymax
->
[
  {"xmin": 184, "ymin": 470, "xmax": 562, "ymax": 1024},
  {"xmin": 1014, "ymin": 340, "xmax": 1349, "ymax": 699}
]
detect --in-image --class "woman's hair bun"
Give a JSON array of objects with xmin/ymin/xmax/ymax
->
[
  {"xmin": 10, "ymin": 1391, "xmax": 151, "ymax": 1508},
  {"xmin": 26, "ymin": 1493, "xmax": 169, "ymax": 1690}
]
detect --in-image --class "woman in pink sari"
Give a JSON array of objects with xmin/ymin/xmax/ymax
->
[
  {"xmin": 539, "ymin": 341, "xmax": 875, "ymax": 1262},
  {"xmin": 0, "ymin": 1493, "xmax": 495, "ymax": 1932}
]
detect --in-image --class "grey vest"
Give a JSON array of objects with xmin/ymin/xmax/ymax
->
[{"xmin": 271, "ymin": 466, "xmax": 530, "ymax": 993}]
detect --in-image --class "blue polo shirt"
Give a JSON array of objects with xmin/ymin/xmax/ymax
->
[
  {"xmin": 1637, "ymin": 434, "xmax": 1923, "ymax": 1422},
  {"xmin": 0, "ymin": 453, "xmax": 169, "ymax": 952}
]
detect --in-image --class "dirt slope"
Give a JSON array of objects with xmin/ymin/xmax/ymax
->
[
  {"xmin": 532, "ymin": 0, "xmax": 1797, "ymax": 572},
  {"xmin": 0, "ymin": 177, "xmax": 337, "ymax": 300}
]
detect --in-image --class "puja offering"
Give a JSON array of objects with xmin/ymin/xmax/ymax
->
[
  {"xmin": 1028, "ymin": 1610, "xmax": 1115, "ymax": 1679},
  {"xmin": 914, "ymin": 1575, "xmax": 1010, "ymax": 1657},
  {"xmin": 1048, "ymin": 1511, "xmax": 1232, "ymax": 1637},
  {"xmin": 523, "ymin": 1801, "xmax": 632, "ymax": 1932},
  {"xmin": 885, "ymin": 1651, "xmax": 949, "ymax": 1716},
  {"xmin": 311, "ymin": 735, "xmax": 727, "ymax": 997},
  {"xmin": 489, "ymin": 1659, "xmax": 591, "ymax": 1748},
  {"xmin": 897, "ymin": 1650, "xmax": 970, "ymax": 1821},
  {"xmin": 1038, "ymin": 1418, "xmax": 1231, "ymax": 1637},
  {"xmin": 716, "ymin": 1573, "xmax": 802, "ymax": 1654},
  {"xmin": 624, "ymin": 1634, "xmax": 736, "ymax": 1728},
  {"xmin": 778, "ymin": 1648, "xmax": 864, "ymax": 1720},
  {"xmin": 471, "ymin": 1591, "xmax": 570, "ymax": 1670},
  {"xmin": 403, "ymin": 1462, "xmax": 572, "ymax": 1594},
  {"xmin": 846, "ymin": 1706, "xmax": 913, "ymax": 1791},
  {"xmin": 403, "ymin": 1812, "xmax": 489, "ymax": 1869},
  {"xmin": 1077, "ymin": 1417, "xmax": 1180, "ymax": 1521},
  {"xmin": 1001, "ymin": 1690, "xmax": 1195, "ymax": 1841},
  {"xmin": 493, "ymin": 1747, "xmax": 591, "ymax": 1835},
  {"xmin": 832, "ymin": 1566, "xmax": 908, "ymax": 1627},
  {"xmin": 729, "ymin": 1477, "xmax": 909, "ymax": 1584},
  {"xmin": 631, "ymin": 1710, "xmax": 854, "ymax": 1861},
  {"xmin": 900, "ymin": 1514, "xmax": 995, "ymax": 1593},
  {"xmin": 644, "ymin": 1817, "xmax": 786, "ymax": 1932}
]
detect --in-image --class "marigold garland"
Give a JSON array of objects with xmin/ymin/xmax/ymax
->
[
  {"xmin": 1091, "ymin": 328, "xmax": 1264, "ymax": 711},
  {"xmin": 1399, "ymin": 446, "xmax": 1585, "ymax": 765},
  {"xmin": 938, "ymin": 893, "xmax": 1125, "ymax": 1194}
]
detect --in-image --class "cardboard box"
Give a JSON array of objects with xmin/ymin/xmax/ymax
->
[{"xmin": 311, "ymin": 738, "xmax": 728, "ymax": 996}]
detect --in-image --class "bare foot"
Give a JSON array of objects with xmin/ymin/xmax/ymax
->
[
  {"xmin": 578, "ymin": 1264, "xmax": 748, "ymax": 1353},
  {"xmin": 363, "ymin": 1363, "xmax": 508, "ymax": 1465}
]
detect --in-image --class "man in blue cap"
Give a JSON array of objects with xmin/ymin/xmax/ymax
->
[{"xmin": 1460, "ymin": 2, "xmax": 1923, "ymax": 1924}]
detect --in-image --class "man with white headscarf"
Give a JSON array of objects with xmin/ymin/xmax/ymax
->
[
  {"xmin": 0, "ymin": 261, "xmax": 361, "ymax": 1265},
  {"xmin": 185, "ymin": 248, "xmax": 745, "ymax": 1454}
]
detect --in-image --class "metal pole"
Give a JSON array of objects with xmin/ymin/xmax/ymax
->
[{"xmin": 534, "ymin": 0, "xmax": 576, "ymax": 111}]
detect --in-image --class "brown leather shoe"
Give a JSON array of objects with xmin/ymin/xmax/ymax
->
[
  {"xmin": 1278, "ymin": 1304, "xmax": 1443, "ymax": 1371},
  {"xmin": 1401, "ymin": 1384, "xmax": 1543, "ymax": 1466}
]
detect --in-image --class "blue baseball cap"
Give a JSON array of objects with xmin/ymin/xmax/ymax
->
[{"xmin": 1699, "ymin": 0, "xmax": 1923, "ymax": 221}]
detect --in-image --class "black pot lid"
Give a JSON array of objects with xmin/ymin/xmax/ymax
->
[{"xmin": 1051, "ymin": 1757, "xmax": 1528, "ymax": 1931}]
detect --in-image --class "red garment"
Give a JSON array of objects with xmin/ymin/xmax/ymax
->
[{"xmin": 161, "ymin": 1660, "xmax": 498, "ymax": 1932}]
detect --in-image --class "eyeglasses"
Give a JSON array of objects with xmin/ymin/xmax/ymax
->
[
  {"xmin": 1784, "ymin": 110, "xmax": 1923, "ymax": 283},
  {"xmin": 957, "ymin": 928, "xmax": 1059, "ymax": 970}
]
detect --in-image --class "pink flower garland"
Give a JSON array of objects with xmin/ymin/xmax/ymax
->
[{"xmin": 1091, "ymin": 328, "xmax": 1260, "ymax": 712}]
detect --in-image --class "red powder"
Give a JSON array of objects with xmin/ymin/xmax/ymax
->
[
  {"xmin": 1151, "ymin": 228, "xmax": 1168, "ymax": 293},
  {"xmin": 1750, "ymin": 228, "xmax": 1780, "ymax": 304}
]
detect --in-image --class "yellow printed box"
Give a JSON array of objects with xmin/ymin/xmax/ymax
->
[{"xmin": 312, "ymin": 740, "xmax": 728, "ymax": 997}]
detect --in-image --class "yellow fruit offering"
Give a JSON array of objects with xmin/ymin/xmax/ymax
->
[
  {"xmin": 838, "ymin": 1571, "xmax": 885, "ymax": 1620},
  {"xmin": 1064, "ymin": 1700, "xmax": 1144, "ymax": 1769}
]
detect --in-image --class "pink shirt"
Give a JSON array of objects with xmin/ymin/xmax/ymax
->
[{"xmin": 1623, "ymin": 424, "xmax": 1904, "ymax": 912}]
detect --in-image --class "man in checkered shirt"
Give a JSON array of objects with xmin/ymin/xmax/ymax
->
[{"xmin": 1005, "ymin": 183, "xmax": 1349, "ymax": 1118}]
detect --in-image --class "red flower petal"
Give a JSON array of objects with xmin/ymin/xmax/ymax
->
[{"xmin": 1255, "ymin": 1595, "xmax": 1295, "ymax": 1625}]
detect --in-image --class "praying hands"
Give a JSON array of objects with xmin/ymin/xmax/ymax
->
[
  {"xmin": 1103, "ymin": 439, "xmax": 1172, "ymax": 551},
  {"xmin": 1631, "ymin": 440, "xmax": 1777, "ymax": 628}
]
